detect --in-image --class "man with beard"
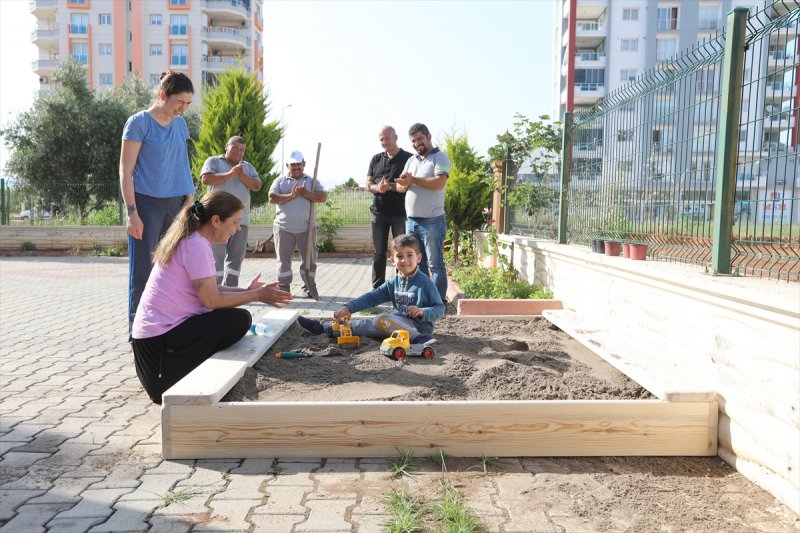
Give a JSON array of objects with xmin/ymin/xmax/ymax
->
[
  {"xmin": 396, "ymin": 123, "xmax": 451, "ymax": 302},
  {"xmin": 366, "ymin": 125, "xmax": 412, "ymax": 288},
  {"xmin": 200, "ymin": 136, "xmax": 261, "ymax": 287}
]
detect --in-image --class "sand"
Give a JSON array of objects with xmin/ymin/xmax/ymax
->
[{"xmin": 224, "ymin": 315, "xmax": 654, "ymax": 402}]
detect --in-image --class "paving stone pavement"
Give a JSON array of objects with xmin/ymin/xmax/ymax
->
[
  {"xmin": 2, "ymin": 256, "xmax": 798, "ymax": 533},
  {"xmin": 1, "ymin": 256, "xmax": 498, "ymax": 533}
]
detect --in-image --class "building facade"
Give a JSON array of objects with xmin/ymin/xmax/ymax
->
[
  {"xmin": 551, "ymin": 0, "xmax": 799, "ymax": 225},
  {"xmin": 31, "ymin": 0, "xmax": 264, "ymax": 94}
]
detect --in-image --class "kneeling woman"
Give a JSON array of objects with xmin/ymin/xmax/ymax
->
[{"xmin": 131, "ymin": 190, "xmax": 292, "ymax": 404}]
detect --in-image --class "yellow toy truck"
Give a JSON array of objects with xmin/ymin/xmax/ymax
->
[
  {"xmin": 380, "ymin": 330, "xmax": 436, "ymax": 360},
  {"xmin": 332, "ymin": 318, "xmax": 360, "ymax": 349}
]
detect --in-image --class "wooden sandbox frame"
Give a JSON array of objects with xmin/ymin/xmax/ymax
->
[{"xmin": 161, "ymin": 309, "xmax": 718, "ymax": 460}]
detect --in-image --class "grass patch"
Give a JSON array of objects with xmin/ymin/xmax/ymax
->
[
  {"xmin": 158, "ymin": 488, "xmax": 201, "ymax": 507},
  {"xmin": 468, "ymin": 453, "xmax": 499, "ymax": 477},
  {"xmin": 432, "ymin": 480, "xmax": 486, "ymax": 533},
  {"xmin": 388, "ymin": 447, "xmax": 416, "ymax": 479},
  {"xmin": 384, "ymin": 489, "xmax": 425, "ymax": 533},
  {"xmin": 268, "ymin": 458, "xmax": 283, "ymax": 476}
]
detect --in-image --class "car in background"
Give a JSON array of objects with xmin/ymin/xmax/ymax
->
[{"xmin": 19, "ymin": 208, "xmax": 53, "ymax": 221}]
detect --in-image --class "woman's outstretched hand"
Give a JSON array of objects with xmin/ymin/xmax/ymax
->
[{"xmin": 258, "ymin": 282, "xmax": 292, "ymax": 307}]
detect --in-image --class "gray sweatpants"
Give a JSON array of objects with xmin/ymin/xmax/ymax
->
[
  {"xmin": 273, "ymin": 226, "xmax": 317, "ymax": 291},
  {"xmin": 212, "ymin": 225, "xmax": 249, "ymax": 287},
  {"xmin": 332, "ymin": 313, "xmax": 420, "ymax": 341}
]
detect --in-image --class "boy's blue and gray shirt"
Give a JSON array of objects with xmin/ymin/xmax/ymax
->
[{"xmin": 345, "ymin": 269, "xmax": 445, "ymax": 334}]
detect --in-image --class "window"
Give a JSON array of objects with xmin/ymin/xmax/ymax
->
[
  {"xmin": 622, "ymin": 8, "xmax": 638, "ymax": 21},
  {"xmin": 575, "ymin": 68, "xmax": 605, "ymax": 86},
  {"xmin": 657, "ymin": 38, "xmax": 677, "ymax": 61},
  {"xmin": 150, "ymin": 73, "xmax": 160, "ymax": 85},
  {"xmin": 149, "ymin": 14, "xmax": 162, "ymax": 26},
  {"xmin": 150, "ymin": 44, "xmax": 162, "ymax": 56},
  {"xmin": 698, "ymin": 7, "xmax": 719, "ymax": 30},
  {"xmin": 72, "ymin": 42, "xmax": 88, "ymax": 64},
  {"xmin": 169, "ymin": 0, "xmax": 187, "ymax": 5},
  {"xmin": 170, "ymin": 15, "xmax": 188, "ymax": 36},
  {"xmin": 617, "ymin": 130, "xmax": 634, "ymax": 141},
  {"xmin": 695, "ymin": 68, "xmax": 716, "ymax": 93},
  {"xmin": 171, "ymin": 44, "xmax": 188, "ymax": 66},
  {"xmin": 621, "ymin": 39, "xmax": 638, "ymax": 52},
  {"xmin": 99, "ymin": 43, "xmax": 112, "ymax": 55},
  {"xmin": 99, "ymin": 73, "xmax": 113, "ymax": 85},
  {"xmin": 620, "ymin": 69, "xmax": 637, "ymax": 82},
  {"xmin": 657, "ymin": 7, "xmax": 678, "ymax": 30},
  {"xmin": 70, "ymin": 13, "xmax": 88, "ymax": 34},
  {"xmin": 98, "ymin": 13, "xmax": 111, "ymax": 25}
]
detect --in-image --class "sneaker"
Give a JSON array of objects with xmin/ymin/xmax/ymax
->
[
  {"xmin": 297, "ymin": 316, "xmax": 324, "ymax": 335},
  {"xmin": 412, "ymin": 334, "xmax": 437, "ymax": 345}
]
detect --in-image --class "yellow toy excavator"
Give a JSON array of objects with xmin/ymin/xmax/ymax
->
[{"xmin": 332, "ymin": 318, "xmax": 360, "ymax": 350}]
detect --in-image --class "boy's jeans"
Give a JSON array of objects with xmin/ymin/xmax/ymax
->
[{"xmin": 406, "ymin": 214, "xmax": 448, "ymax": 301}]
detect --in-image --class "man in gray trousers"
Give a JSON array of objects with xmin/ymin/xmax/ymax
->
[
  {"xmin": 268, "ymin": 150, "xmax": 327, "ymax": 297},
  {"xmin": 200, "ymin": 136, "xmax": 262, "ymax": 287}
]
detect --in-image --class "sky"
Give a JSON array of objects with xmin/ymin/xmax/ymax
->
[{"xmin": 0, "ymin": 0, "xmax": 555, "ymax": 187}]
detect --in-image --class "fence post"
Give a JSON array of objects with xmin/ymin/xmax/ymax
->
[
  {"xmin": 712, "ymin": 7, "xmax": 748, "ymax": 275},
  {"xmin": 558, "ymin": 112, "xmax": 573, "ymax": 244},
  {"xmin": 502, "ymin": 146, "xmax": 512, "ymax": 234},
  {"xmin": 1, "ymin": 179, "xmax": 5, "ymax": 225}
]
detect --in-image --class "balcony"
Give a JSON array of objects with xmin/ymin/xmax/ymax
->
[
  {"xmin": 32, "ymin": 58, "xmax": 59, "ymax": 74},
  {"xmin": 29, "ymin": 0, "xmax": 56, "ymax": 17},
  {"xmin": 764, "ymin": 112, "xmax": 795, "ymax": 130},
  {"xmin": 575, "ymin": 52, "xmax": 606, "ymax": 68},
  {"xmin": 765, "ymin": 82, "xmax": 796, "ymax": 102},
  {"xmin": 31, "ymin": 26, "xmax": 58, "ymax": 45},
  {"xmin": 202, "ymin": 26, "xmax": 250, "ymax": 48},
  {"xmin": 202, "ymin": 0, "xmax": 248, "ymax": 23},
  {"xmin": 573, "ymin": 82, "xmax": 605, "ymax": 104},
  {"xmin": 69, "ymin": 24, "xmax": 88, "ymax": 36},
  {"xmin": 202, "ymin": 54, "xmax": 242, "ymax": 71}
]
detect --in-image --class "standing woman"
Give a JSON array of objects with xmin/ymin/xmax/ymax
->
[
  {"xmin": 131, "ymin": 190, "xmax": 292, "ymax": 404},
  {"xmin": 120, "ymin": 71, "xmax": 196, "ymax": 330}
]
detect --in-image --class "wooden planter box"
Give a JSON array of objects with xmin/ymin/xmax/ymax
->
[
  {"xmin": 161, "ymin": 310, "xmax": 718, "ymax": 460},
  {"xmin": 445, "ymin": 279, "xmax": 563, "ymax": 316}
]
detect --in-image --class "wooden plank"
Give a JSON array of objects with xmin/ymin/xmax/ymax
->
[
  {"xmin": 162, "ymin": 399, "xmax": 718, "ymax": 459},
  {"xmin": 543, "ymin": 309, "xmax": 716, "ymax": 402},
  {"xmin": 162, "ymin": 308, "xmax": 299, "ymax": 405}
]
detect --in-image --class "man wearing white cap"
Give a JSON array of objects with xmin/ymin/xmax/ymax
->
[{"xmin": 268, "ymin": 150, "xmax": 327, "ymax": 296}]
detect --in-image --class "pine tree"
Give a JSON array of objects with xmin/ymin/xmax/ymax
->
[{"xmin": 192, "ymin": 66, "xmax": 283, "ymax": 206}]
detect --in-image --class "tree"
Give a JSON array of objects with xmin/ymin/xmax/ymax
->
[
  {"xmin": 2, "ymin": 60, "xmax": 156, "ymax": 217},
  {"xmin": 343, "ymin": 177, "xmax": 359, "ymax": 188},
  {"xmin": 443, "ymin": 131, "xmax": 492, "ymax": 264},
  {"xmin": 192, "ymin": 66, "xmax": 282, "ymax": 206},
  {"xmin": 488, "ymin": 114, "xmax": 563, "ymax": 219}
]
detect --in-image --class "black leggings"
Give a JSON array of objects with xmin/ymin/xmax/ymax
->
[{"xmin": 132, "ymin": 308, "xmax": 252, "ymax": 404}]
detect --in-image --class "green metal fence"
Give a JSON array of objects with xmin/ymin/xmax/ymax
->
[{"xmin": 530, "ymin": 1, "xmax": 799, "ymax": 281}]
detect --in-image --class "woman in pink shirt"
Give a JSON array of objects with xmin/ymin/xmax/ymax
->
[{"xmin": 131, "ymin": 190, "xmax": 292, "ymax": 404}]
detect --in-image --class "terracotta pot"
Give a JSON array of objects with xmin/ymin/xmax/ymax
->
[
  {"xmin": 622, "ymin": 243, "xmax": 631, "ymax": 258},
  {"xmin": 604, "ymin": 241, "xmax": 622, "ymax": 256},
  {"xmin": 629, "ymin": 243, "xmax": 648, "ymax": 260}
]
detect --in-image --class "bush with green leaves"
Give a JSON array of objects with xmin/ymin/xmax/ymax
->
[{"xmin": 450, "ymin": 264, "xmax": 553, "ymax": 300}]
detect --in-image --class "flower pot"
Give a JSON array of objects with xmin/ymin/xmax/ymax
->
[
  {"xmin": 622, "ymin": 243, "xmax": 631, "ymax": 258},
  {"xmin": 629, "ymin": 243, "xmax": 648, "ymax": 260},
  {"xmin": 604, "ymin": 241, "xmax": 622, "ymax": 256},
  {"xmin": 592, "ymin": 239, "xmax": 605, "ymax": 253}
]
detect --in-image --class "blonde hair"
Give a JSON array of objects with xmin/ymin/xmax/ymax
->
[{"xmin": 153, "ymin": 190, "xmax": 243, "ymax": 265}]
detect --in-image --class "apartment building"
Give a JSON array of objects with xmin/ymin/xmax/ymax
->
[
  {"xmin": 551, "ymin": 0, "xmax": 799, "ymax": 224},
  {"xmin": 30, "ymin": 0, "xmax": 264, "ymax": 94}
]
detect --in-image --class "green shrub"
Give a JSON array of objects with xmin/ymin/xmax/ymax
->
[
  {"xmin": 87, "ymin": 205, "xmax": 121, "ymax": 226},
  {"xmin": 20, "ymin": 241, "xmax": 36, "ymax": 251},
  {"xmin": 450, "ymin": 265, "xmax": 552, "ymax": 300}
]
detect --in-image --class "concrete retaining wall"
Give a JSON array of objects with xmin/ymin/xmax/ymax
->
[
  {"xmin": 479, "ymin": 232, "xmax": 800, "ymax": 514},
  {"xmin": 0, "ymin": 224, "xmax": 375, "ymax": 253}
]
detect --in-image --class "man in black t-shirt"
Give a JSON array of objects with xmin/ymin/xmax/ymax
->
[{"xmin": 366, "ymin": 126, "xmax": 413, "ymax": 288}]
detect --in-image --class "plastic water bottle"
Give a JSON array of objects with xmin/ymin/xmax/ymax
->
[{"xmin": 250, "ymin": 323, "xmax": 270, "ymax": 336}]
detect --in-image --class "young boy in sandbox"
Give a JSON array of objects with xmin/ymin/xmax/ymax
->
[{"xmin": 297, "ymin": 234, "xmax": 445, "ymax": 344}]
